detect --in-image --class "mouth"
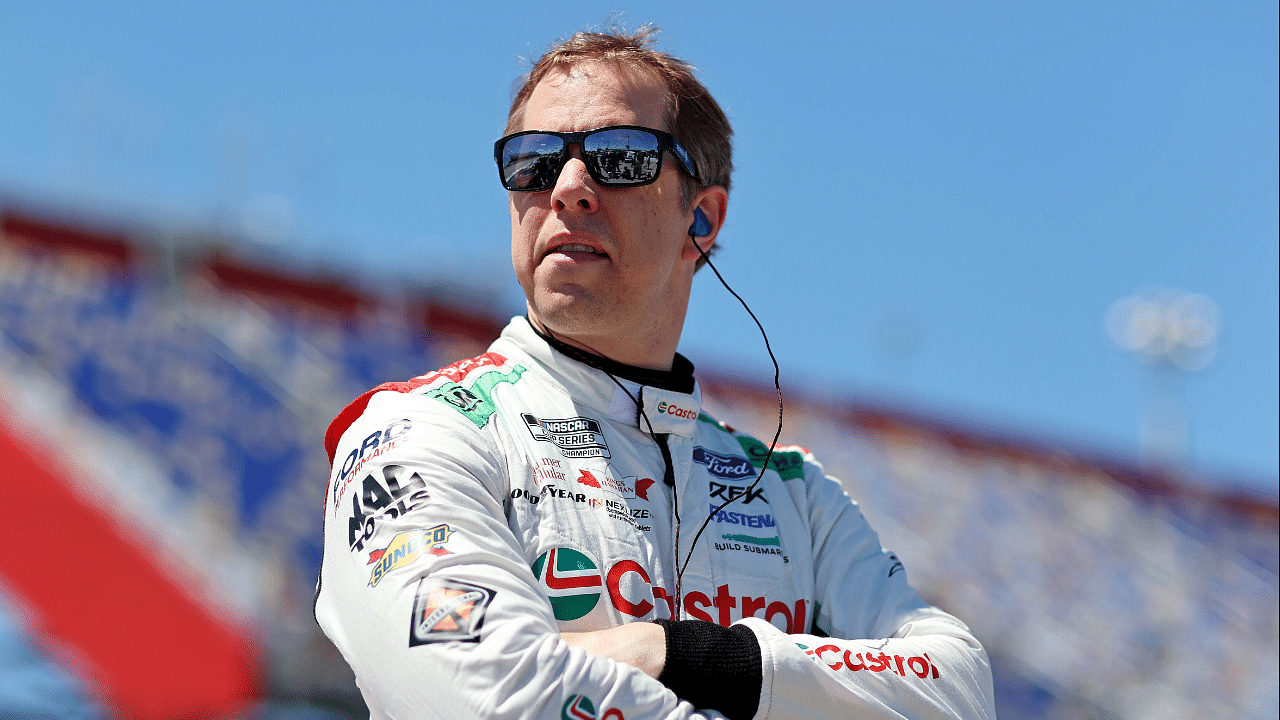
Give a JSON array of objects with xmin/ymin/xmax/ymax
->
[{"xmin": 545, "ymin": 242, "xmax": 609, "ymax": 260}]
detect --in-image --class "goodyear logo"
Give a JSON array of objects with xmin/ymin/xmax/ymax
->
[{"xmin": 368, "ymin": 524, "xmax": 454, "ymax": 587}]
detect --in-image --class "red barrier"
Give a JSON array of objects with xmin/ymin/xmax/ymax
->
[{"xmin": 0, "ymin": 420, "xmax": 259, "ymax": 720}]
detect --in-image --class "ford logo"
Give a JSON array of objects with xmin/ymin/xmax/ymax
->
[{"xmin": 692, "ymin": 447, "xmax": 756, "ymax": 480}]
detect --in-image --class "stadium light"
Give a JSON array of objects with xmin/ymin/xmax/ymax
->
[{"xmin": 1105, "ymin": 288, "xmax": 1220, "ymax": 471}]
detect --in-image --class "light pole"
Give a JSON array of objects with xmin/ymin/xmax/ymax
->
[{"xmin": 1106, "ymin": 289, "xmax": 1219, "ymax": 471}]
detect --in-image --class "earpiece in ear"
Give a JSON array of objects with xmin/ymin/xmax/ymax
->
[{"xmin": 689, "ymin": 207, "xmax": 712, "ymax": 237}]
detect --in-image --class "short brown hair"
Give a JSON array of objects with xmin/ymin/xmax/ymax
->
[{"xmin": 505, "ymin": 24, "xmax": 734, "ymax": 212}]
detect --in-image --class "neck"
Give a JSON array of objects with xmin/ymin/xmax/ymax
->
[{"xmin": 528, "ymin": 318, "xmax": 695, "ymax": 394}]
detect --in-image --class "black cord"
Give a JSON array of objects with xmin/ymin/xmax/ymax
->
[
  {"xmin": 535, "ymin": 323, "xmax": 684, "ymax": 611},
  {"xmin": 531, "ymin": 228, "xmax": 786, "ymax": 616},
  {"xmin": 678, "ymin": 234, "xmax": 785, "ymax": 585}
]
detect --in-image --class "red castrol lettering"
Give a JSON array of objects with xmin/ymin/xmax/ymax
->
[{"xmin": 656, "ymin": 401, "xmax": 697, "ymax": 420}]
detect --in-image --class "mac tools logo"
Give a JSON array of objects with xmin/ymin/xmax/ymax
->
[
  {"xmin": 522, "ymin": 414, "xmax": 611, "ymax": 458},
  {"xmin": 692, "ymin": 447, "xmax": 756, "ymax": 480},
  {"xmin": 531, "ymin": 548, "xmax": 601, "ymax": 621}
]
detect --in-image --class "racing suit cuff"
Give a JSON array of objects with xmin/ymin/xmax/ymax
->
[{"xmin": 653, "ymin": 619, "xmax": 762, "ymax": 720}]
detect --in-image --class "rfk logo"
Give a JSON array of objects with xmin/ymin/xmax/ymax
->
[{"xmin": 709, "ymin": 480, "xmax": 767, "ymax": 505}]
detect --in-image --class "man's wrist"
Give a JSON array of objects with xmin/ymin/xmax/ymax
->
[{"xmin": 652, "ymin": 619, "xmax": 762, "ymax": 720}]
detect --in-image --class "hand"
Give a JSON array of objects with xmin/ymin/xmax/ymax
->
[{"xmin": 560, "ymin": 622, "xmax": 666, "ymax": 679}]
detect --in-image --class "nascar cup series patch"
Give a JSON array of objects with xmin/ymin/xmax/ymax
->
[
  {"xmin": 408, "ymin": 577, "xmax": 495, "ymax": 646},
  {"xmin": 531, "ymin": 547, "xmax": 601, "ymax": 621}
]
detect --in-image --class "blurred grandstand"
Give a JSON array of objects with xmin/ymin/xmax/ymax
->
[{"xmin": 0, "ymin": 201, "xmax": 1275, "ymax": 720}]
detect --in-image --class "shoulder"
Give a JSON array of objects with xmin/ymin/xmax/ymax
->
[
  {"xmin": 694, "ymin": 412, "xmax": 817, "ymax": 483},
  {"xmin": 324, "ymin": 351, "xmax": 533, "ymax": 463}
]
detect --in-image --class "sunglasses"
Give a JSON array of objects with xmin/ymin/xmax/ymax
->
[{"xmin": 494, "ymin": 125, "xmax": 700, "ymax": 192}]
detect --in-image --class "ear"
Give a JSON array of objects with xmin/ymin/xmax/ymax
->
[{"xmin": 681, "ymin": 185, "xmax": 729, "ymax": 262}]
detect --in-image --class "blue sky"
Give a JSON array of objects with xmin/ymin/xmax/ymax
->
[{"xmin": 1, "ymin": 1, "xmax": 1276, "ymax": 492}]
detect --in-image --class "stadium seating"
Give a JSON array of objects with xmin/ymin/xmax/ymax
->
[{"xmin": 1, "ymin": 209, "xmax": 1275, "ymax": 719}]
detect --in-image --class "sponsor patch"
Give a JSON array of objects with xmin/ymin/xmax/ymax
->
[
  {"xmin": 692, "ymin": 447, "xmax": 756, "ymax": 480},
  {"xmin": 562, "ymin": 694, "xmax": 594, "ymax": 720},
  {"xmin": 714, "ymin": 533, "xmax": 784, "ymax": 556},
  {"xmin": 367, "ymin": 524, "xmax": 454, "ymax": 587},
  {"xmin": 427, "ymin": 364, "xmax": 526, "ymax": 429},
  {"xmin": 797, "ymin": 643, "xmax": 941, "ymax": 680},
  {"xmin": 634, "ymin": 477, "xmax": 655, "ymax": 501},
  {"xmin": 734, "ymin": 436, "xmax": 807, "ymax": 481},
  {"xmin": 408, "ymin": 578, "xmax": 495, "ymax": 645},
  {"xmin": 348, "ymin": 465, "xmax": 430, "ymax": 552},
  {"xmin": 333, "ymin": 418, "xmax": 413, "ymax": 510},
  {"xmin": 531, "ymin": 548, "xmax": 601, "ymax": 621},
  {"xmin": 708, "ymin": 505, "xmax": 776, "ymax": 529},
  {"xmin": 654, "ymin": 400, "xmax": 697, "ymax": 420},
  {"xmin": 682, "ymin": 586, "xmax": 807, "ymax": 632},
  {"xmin": 522, "ymin": 414, "xmax": 611, "ymax": 458},
  {"xmin": 418, "ymin": 352, "xmax": 508, "ymax": 386},
  {"xmin": 532, "ymin": 457, "xmax": 567, "ymax": 483},
  {"xmin": 709, "ymin": 480, "xmax": 768, "ymax": 505}
]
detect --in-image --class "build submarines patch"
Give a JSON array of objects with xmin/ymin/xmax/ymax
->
[{"xmin": 408, "ymin": 577, "xmax": 495, "ymax": 645}]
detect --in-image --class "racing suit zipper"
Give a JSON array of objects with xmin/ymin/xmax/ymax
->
[{"xmin": 653, "ymin": 431, "xmax": 681, "ymax": 616}]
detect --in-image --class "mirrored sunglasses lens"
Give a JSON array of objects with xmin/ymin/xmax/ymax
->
[
  {"xmin": 501, "ymin": 134, "xmax": 564, "ymax": 190},
  {"xmin": 584, "ymin": 129, "xmax": 660, "ymax": 184}
]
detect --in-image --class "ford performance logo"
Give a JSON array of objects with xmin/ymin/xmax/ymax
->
[{"xmin": 692, "ymin": 447, "xmax": 756, "ymax": 480}]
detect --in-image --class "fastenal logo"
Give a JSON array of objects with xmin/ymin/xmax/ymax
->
[
  {"xmin": 692, "ymin": 447, "xmax": 756, "ymax": 479},
  {"xmin": 531, "ymin": 548, "xmax": 601, "ymax": 621},
  {"xmin": 655, "ymin": 400, "xmax": 697, "ymax": 420},
  {"xmin": 522, "ymin": 413, "xmax": 611, "ymax": 458},
  {"xmin": 367, "ymin": 524, "xmax": 454, "ymax": 587}
]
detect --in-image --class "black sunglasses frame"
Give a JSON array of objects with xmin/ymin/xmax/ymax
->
[{"xmin": 494, "ymin": 125, "xmax": 700, "ymax": 192}]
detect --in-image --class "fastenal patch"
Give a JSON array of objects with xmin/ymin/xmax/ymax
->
[
  {"xmin": 408, "ymin": 578, "xmax": 495, "ymax": 646},
  {"xmin": 522, "ymin": 414, "xmax": 611, "ymax": 458},
  {"xmin": 367, "ymin": 524, "xmax": 454, "ymax": 587}
]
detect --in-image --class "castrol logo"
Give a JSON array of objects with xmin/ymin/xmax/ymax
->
[{"xmin": 656, "ymin": 401, "xmax": 697, "ymax": 420}]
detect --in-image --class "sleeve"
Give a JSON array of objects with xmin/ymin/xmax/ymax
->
[
  {"xmin": 314, "ymin": 391, "xmax": 722, "ymax": 720},
  {"xmin": 741, "ymin": 456, "xmax": 996, "ymax": 720}
]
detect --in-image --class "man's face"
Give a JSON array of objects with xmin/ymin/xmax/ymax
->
[{"xmin": 509, "ymin": 61, "xmax": 704, "ymax": 367}]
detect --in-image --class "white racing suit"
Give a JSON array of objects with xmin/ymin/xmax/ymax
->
[{"xmin": 315, "ymin": 318, "xmax": 996, "ymax": 719}]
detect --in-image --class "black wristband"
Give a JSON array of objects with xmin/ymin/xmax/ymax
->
[{"xmin": 654, "ymin": 619, "xmax": 762, "ymax": 720}]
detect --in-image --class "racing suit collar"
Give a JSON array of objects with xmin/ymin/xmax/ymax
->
[
  {"xmin": 526, "ymin": 319, "xmax": 696, "ymax": 394},
  {"xmin": 495, "ymin": 317, "xmax": 704, "ymax": 438}
]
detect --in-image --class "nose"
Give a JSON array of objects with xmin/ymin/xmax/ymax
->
[{"xmin": 550, "ymin": 147, "xmax": 599, "ymax": 213}]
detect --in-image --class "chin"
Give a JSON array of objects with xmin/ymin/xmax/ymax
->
[{"xmin": 533, "ymin": 297, "xmax": 610, "ymax": 337}]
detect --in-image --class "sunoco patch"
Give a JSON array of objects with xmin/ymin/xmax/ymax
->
[
  {"xmin": 522, "ymin": 413, "xmax": 611, "ymax": 458},
  {"xmin": 408, "ymin": 578, "xmax": 495, "ymax": 645}
]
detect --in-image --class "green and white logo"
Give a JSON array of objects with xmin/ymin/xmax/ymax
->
[
  {"xmin": 561, "ymin": 694, "xmax": 597, "ymax": 720},
  {"xmin": 531, "ymin": 547, "xmax": 601, "ymax": 621}
]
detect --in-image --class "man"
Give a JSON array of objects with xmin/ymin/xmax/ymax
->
[{"xmin": 316, "ymin": 26, "xmax": 995, "ymax": 720}]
